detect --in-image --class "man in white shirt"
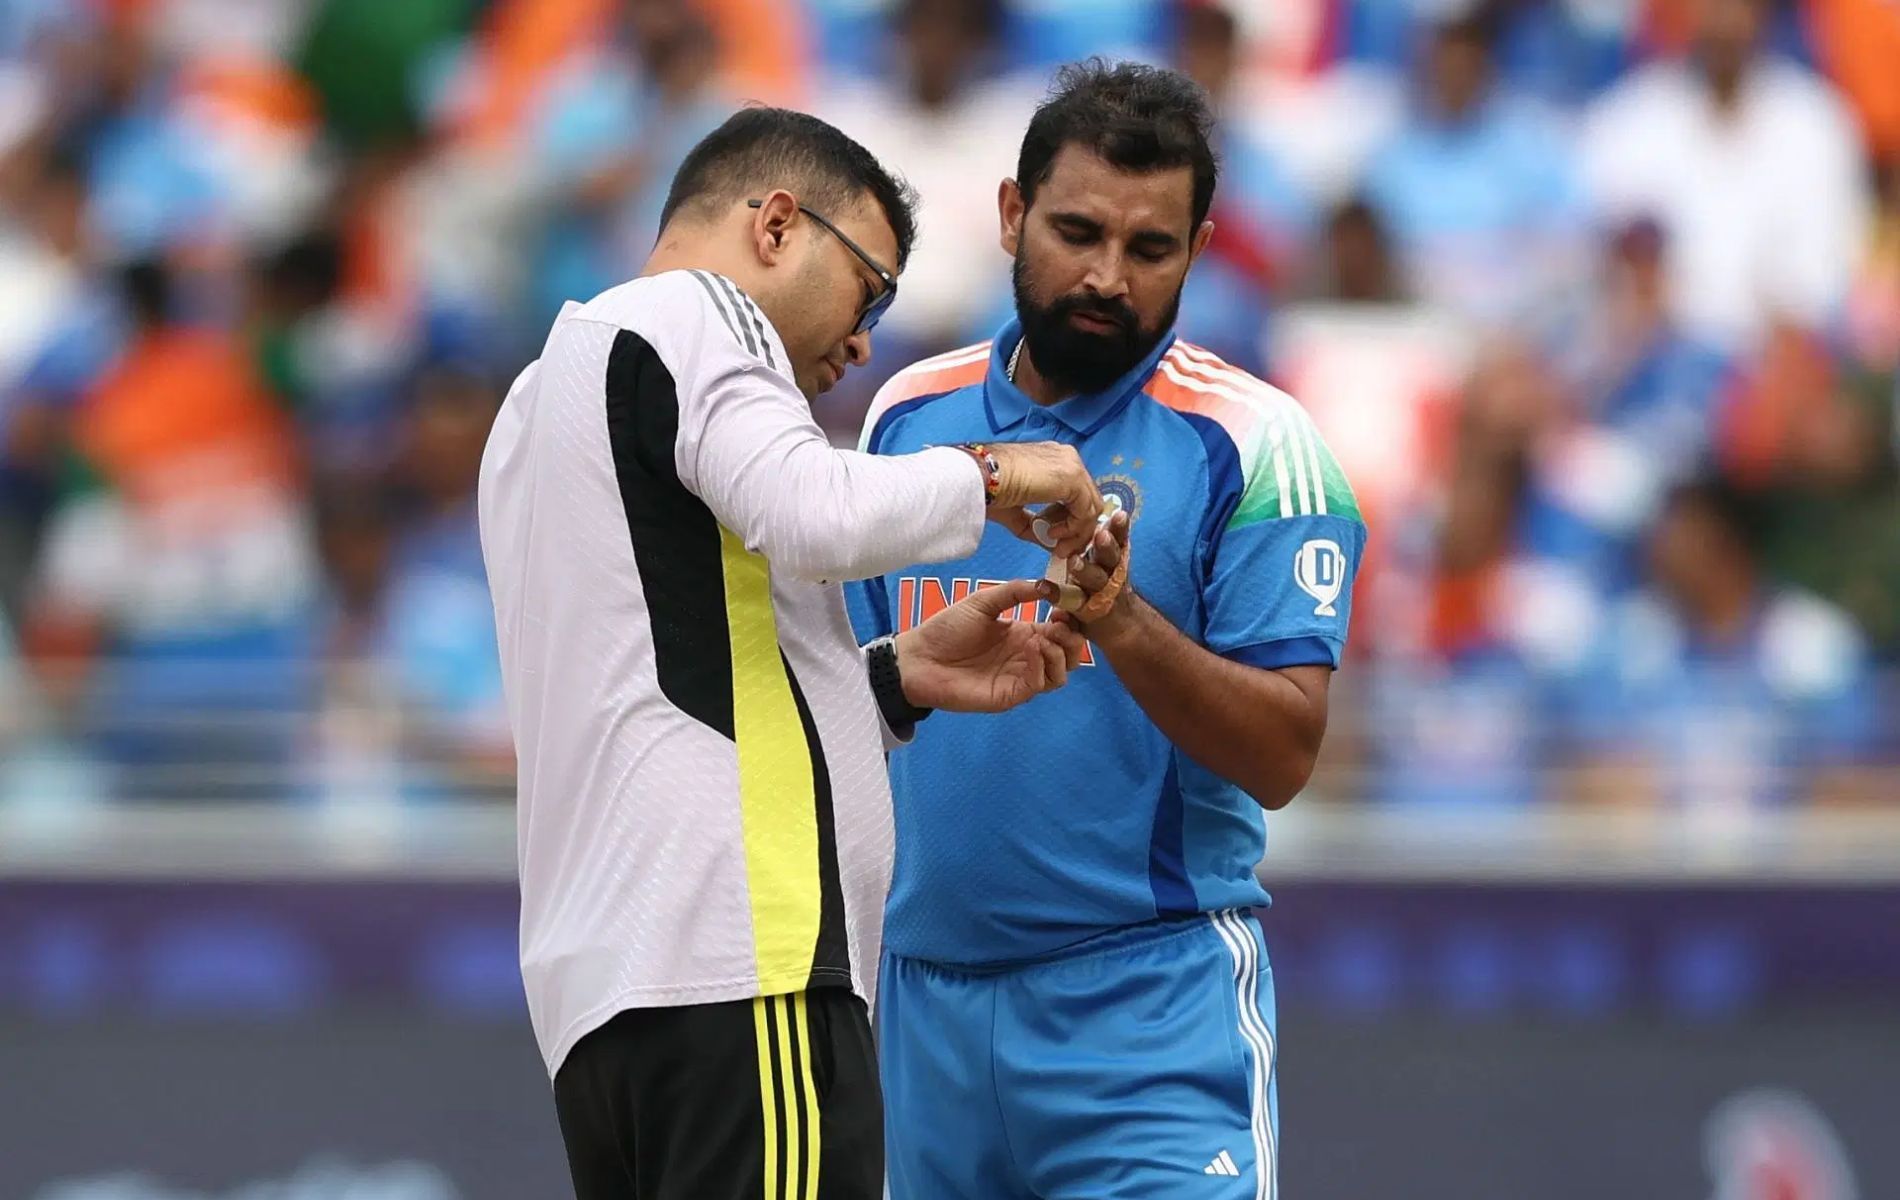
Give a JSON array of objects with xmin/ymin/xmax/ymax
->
[
  {"xmin": 1580, "ymin": 0, "xmax": 1870, "ymax": 349},
  {"xmin": 478, "ymin": 106, "xmax": 1102, "ymax": 1200}
]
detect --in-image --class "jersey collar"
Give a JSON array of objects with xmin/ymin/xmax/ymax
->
[{"xmin": 982, "ymin": 316, "xmax": 1177, "ymax": 438}]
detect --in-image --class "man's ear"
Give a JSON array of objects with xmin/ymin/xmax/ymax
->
[
  {"xmin": 1188, "ymin": 218, "xmax": 1216, "ymax": 265},
  {"xmin": 752, "ymin": 190, "xmax": 799, "ymax": 265},
  {"xmin": 998, "ymin": 178, "xmax": 1025, "ymax": 258}
]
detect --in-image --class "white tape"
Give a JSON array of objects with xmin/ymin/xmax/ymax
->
[{"xmin": 1042, "ymin": 494, "xmax": 1123, "ymax": 610}]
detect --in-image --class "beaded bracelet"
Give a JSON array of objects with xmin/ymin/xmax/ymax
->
[{"xmin": 957, "ymin": 443, "xmax": 1002, "ymax": 505}]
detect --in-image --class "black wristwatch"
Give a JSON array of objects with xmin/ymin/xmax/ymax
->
[{"xmin": 865, "ymin": 636, "xmax": 932, "ymax": 734}]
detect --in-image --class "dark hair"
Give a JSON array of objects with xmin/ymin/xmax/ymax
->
[
  {"xmin": 658, "ymin": 106, "xmax": 920, "ymax": 271},
  {"xmin": 40, "ymin": 140, "xmax": 88, "ymax": 188},
  {"xmin": 262, "ymin": 229, "xmax": 344, "ymax": 311},
  {"xmin": 1176, "ymin": 0, "xmax": 1240, "ymax": 48},
  {"xmin": 895, "ymin": 0, "xmax": 1006, "ymax": 42},
  {"xmin": 120, "ymin": 258, "xmax": 171, "ymax": 328},
  {"xmin": 1660, "ymin": 477, "xmax": 1759, "ymax": 557},
  {"xmin": 1433, "ymin": 9, "xmax": 1502, "ymax": 52},
  {"xmin": 1016, "ymin": 59, "xmax": 1220, "ymax": 230},
  {"xmin": 1329, "ymin": 195, "xmax": 1385, "ymax": 238}
]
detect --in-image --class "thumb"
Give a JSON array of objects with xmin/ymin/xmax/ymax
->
[{"xmin": 961, "ymin": 578, "xmax": 1048, "ymax": 619}]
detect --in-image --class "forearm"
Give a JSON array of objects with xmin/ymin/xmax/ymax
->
[
  {"xmin": 686, "ymin": 359, "xmax": 987, "ymax": 583},
  {"xmin": 1094, "ymin": 593, "xmax": 1327, "ymax": 809},
  {"xmin": 719, "ymin": 438, "xmax": 986, "ymax": 583}
]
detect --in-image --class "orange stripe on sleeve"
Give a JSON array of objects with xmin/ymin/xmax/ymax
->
[
  {"xmin": 1143, "ymin": 346, "xmax": 1267, "ymax": 454},
  {"xmin": 859, "ymin": 344, "xmax": 992, "ymax": 449}
]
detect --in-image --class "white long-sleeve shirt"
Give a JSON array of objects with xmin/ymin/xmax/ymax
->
[
  {"xmin": 1581, "ymin": 58, "xmax": 1870, "ymax": 348},
  {"xmin": 477, "ymin": 269, "xmax": 985, "ymax": 1076}
]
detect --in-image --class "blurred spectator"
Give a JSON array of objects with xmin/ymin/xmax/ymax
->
[
  {"xmin": 47, "ymin": 11, "xmax": 230, "ymax": 260},
  {"xmin": 1345, "ymin": 0, "xmax": 1634, "ymax": 104},
  {"xmin": 1844, "ymin": 161, "xmax": 1900, "ymax": 373},
  {"xmin": 1573, "ymin": 219, "xmax": 1731, "ymax": 465},
  {"xmin": 245, "ymin": 228, "xmax": 345, "ymax": 416},
  {"xmin": 524, "ymin": 3, "xmax": 731, "ymax": 331},
  {"xmin": 1366, "ymin": 413, "xmax": 1555, "ymax": 805},
  {"xmin": 0, "ymin": 141, "xmax": 85, "ymax": 389},
  {"xmin": 1348, "ymin": 335, "xmax": 1571, "ymax": 807},
  {"xmin": 374, "ymin": 365, "xmax": 509, "ymax": 787},
  {"xmin": 1580, "ymin": 0, "xmax": 1870, "ymax": 350},
  {"xmin": 0, "ymin": 0, "xmax": 1888, "ymax": 810},
  {"xmin": 23, "ymin": 259, "xmax": 317, "ymax": 801},
  {"xmin": 306, "ymin": 480, "xmax": 403, "ymax": 806},
  {"xmin": 1361, "ymin": 10, "xmax": 1588, "ymax": 330},
  {"xmin": 690, "ymin": 0, "xmax": 808, "ymax": 102},
  {"xmin": 1487, "ymin": 0, "xmax": 1635, "ymax": 107},
  {"xmin": 169, "ymin": 49, "xmax": 332, "ymax": 251},
  {"xmin": 1717, "ymin": 321, "xmax": 1843, "ymax": 487},
  {"xmin": 1563, "ymin": 479, "xmax": 1877, "ymax": 809},
  {"xmin": 310, "ymin": 367, "xmax": 508, "ymax": 803},
  {"xmin": 313, "ymin": 483, "xmax": 395, "ymax": 665},
  {"xmin": 1742, "ymin": 359, "xmax": 1900, "ymax": 659},
  {"xmin": 1364, "ymin": 651, "xmax": 1556, "ymax": 807},
  {"xmin": 1170, "ymin": 0, "xmax": 1312, "ymax": 373},
  {"xmin": 1011, "ymin": 0, "xmax": 1165, "ymax": 68},
  {"xmin": 1308, "ymin": 197, "xmax": 1405, "ymax": 306},
  {"xmin": 0, "ymin": 144, "xmax": 94, "ymax": 619},
  {"xmin": 816, "ymin": 0, "xmax": 1039, "ymax": 423},
  {"xmin": 1272, "ymin": 198, "xmax": 1475, "ymax": 658},
  {"xmin": 1421, "ymin": 340, "xmax": 1575, "ymax": 666},
  {"xmin": 1412, "ymin": 276, "xmax": 1729, "ymax": 679},
  {"xmin": 0, "ymin": 596, "xmax": 109, "ymax": 809},
  {"xmin": 1525, "ymin": 219, "xmax": 1733, "ymax": 594}
]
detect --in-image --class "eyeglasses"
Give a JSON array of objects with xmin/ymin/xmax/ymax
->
[{"xmin": 748, "ymin": 198, "xmax": 898, "ymax": 334}]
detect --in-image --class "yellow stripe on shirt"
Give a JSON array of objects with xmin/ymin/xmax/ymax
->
[{"xmin": 720, "ymin": 528, "xmax": 820, "ymax": 988}]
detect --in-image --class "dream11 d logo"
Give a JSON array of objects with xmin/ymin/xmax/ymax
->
[{"xmin": 1294, "ymin": 539, "xmax": 1345, "ymax": 617}]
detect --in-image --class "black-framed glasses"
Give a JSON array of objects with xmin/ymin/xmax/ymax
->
[{"xmin": 748, "ymin": 198, "xmax": 897, "ymax": 334}]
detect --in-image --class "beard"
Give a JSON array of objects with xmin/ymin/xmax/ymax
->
[{"xmin": 1012, "ymin": 250, "xmax": 1180, "ymax": 396}]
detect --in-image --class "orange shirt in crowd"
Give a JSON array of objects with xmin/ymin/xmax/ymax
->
[
  {"xmin": 76, "ymin": 327, "xmax": 299, "ymax": 512},
  {"xmin": 1805, "ymin": 0, "xmax": 1900, "ymax": 165}
]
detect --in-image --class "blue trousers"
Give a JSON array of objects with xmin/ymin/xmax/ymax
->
[{"xmin": 879, "ymin": 909, "xmax": 1278, "ymax": 1199}]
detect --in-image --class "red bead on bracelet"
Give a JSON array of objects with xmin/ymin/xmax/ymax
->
[{"xmin": 958, "ymin": 443, "xmax": 1002, "ymax": 505}]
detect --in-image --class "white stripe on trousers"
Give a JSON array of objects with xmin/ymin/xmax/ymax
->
[{"xmin": 1210, "ymin": 909, "xmax": 1277, "ymax": 1200}]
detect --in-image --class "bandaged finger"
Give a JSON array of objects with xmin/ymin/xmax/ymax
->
[
  {"xmin": 1042, "ymin": 494, "xmax": 1125, "ymax": 615},
  {"xmin": 1074, "ymin": 548, "xmax": 1129, "ymax": 622},
  {"xmin": 1042, "ymin": 554, "xmax": 1086, "ymax": 612}
]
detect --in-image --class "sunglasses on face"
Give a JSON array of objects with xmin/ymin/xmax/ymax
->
[{"xmin": 748, "ymin": 198, "xmax": 898, "ymax": 334}]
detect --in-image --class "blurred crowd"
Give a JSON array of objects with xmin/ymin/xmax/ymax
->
[{"xmin": 0, "ymin": 0, "xmax": 1893, "ymax": 810}]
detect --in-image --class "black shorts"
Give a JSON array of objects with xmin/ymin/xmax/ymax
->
[{"xmin": 552, "ymin": 988, "xmax": 882, "ymax": 1200}]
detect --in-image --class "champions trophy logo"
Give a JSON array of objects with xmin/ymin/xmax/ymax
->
[{"xmin": 1294, "ymin": 539, "xmax": 1345, "ymax": 617}]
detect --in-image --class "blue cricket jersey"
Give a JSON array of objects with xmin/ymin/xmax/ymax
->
[{"xmin": 849, "ymin": 320, "xmax": 1366, "ymax": 967}]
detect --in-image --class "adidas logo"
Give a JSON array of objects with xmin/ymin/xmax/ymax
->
[{"xmin": 1203, "ymin": 1149, "xmax": 1241, "ymax": 1177}]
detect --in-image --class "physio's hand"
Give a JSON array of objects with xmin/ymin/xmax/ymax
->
[
  {"xmin": 895, "ymin": 579, "xmax": 1086, "ymax": 713},
  {"xmin": 983, "ymin": 442, "xmax": 1103, "ymax": 558}
]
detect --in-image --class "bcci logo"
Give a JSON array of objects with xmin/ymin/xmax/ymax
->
[
  {"xmin": 1096, "ymin": 473, "xmax": 1143, "ymax": 522},
  {"xmin": 1294, "ymin": 539, "xmax": 1345, "ymax": 617}
]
